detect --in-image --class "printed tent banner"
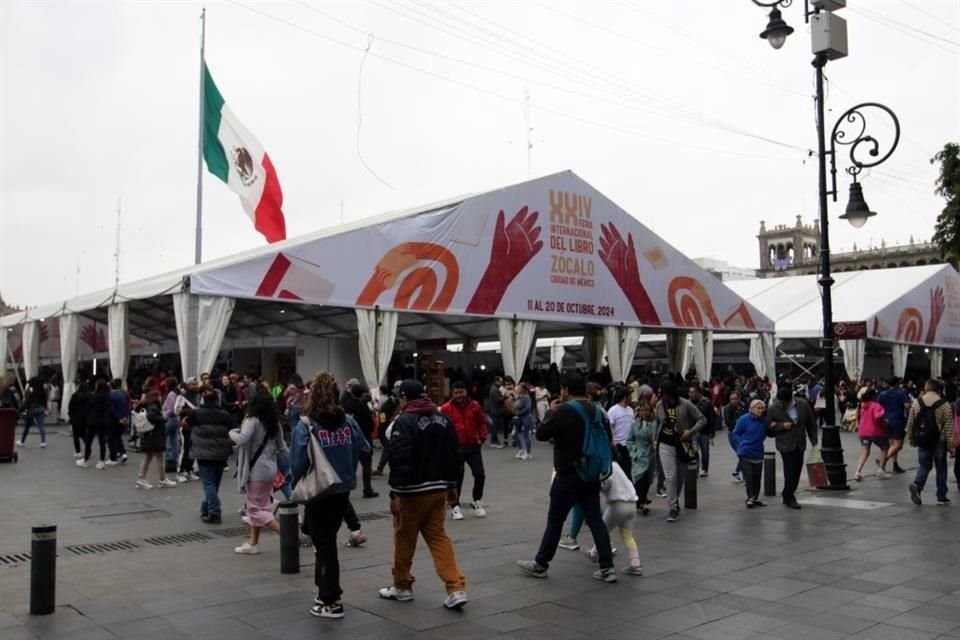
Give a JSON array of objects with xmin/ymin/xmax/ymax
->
[
  {"xmin": 868, "ymin": 265, "xmax": 960, "ymax": 350},
  {"xmin": 191, "ymin": 172, "xmax": 774, "ymax": 333}
]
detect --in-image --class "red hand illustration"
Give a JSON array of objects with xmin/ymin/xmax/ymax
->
[
  {"xmin": 926, "ymin": 286, "xmax": 945, "ymax": 344},
  {"xmin": 80, "ymin": 324, "xmax": 108, "ymax": 352},
  {"xmin": 12, "ymin": 324, "xmax": 50, "ymax": 360},
  {"xmin": 598, "ymin": 223, "xmax": 660, "ymax": 325},
  {"xmin": 466, "ymin": 207, "xmax": 543, "ymax": 315}
]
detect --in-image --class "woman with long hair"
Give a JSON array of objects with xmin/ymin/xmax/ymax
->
[
  {"xmin": 854, "ymin": 387, "xmax": 889, "ymax": 481},
  {"xmin": 136, "ymin": 390, "xmax": 177, "ymax": 489},
  {"xmin": 230, "ymin": 391, "xmax": 289, "ymax": 555},
  {"xmin": 289, "ymin": 371, "xmax": 364, "ymax": 619},
  {"xmin": 161, "ymin": 377, "xmax": 180, "ymax": 472}
]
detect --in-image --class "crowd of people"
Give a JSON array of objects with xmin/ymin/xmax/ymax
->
[{"xmin": 2, "ymin": 363, "xmax": 960, "ymax": 620}]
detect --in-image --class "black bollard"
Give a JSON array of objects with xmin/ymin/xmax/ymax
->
[
  {"xmin": 278, "ymin": 502, "xmax": 300, "ymax": 574},
  {"xmin": 683, "ymin": 462, "xmax": 698, "ymax": 510},
  {"xmin": 30, "ymin": 524, "xmax": 56, "ymax": 615},
  {"xmin": 763, "ymin": 451, "xmax": 777, "ymax": 498}
]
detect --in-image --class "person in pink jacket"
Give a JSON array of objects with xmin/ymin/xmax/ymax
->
[{"xmin": 854, "ymin": 387, "xmax": 889, "ymax": 481}]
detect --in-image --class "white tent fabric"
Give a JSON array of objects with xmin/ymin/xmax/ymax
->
[
  {"xmin": 603, "ymin": 326, "xmax": 641, "ymax": 383},
  {"xmin": 839, "ymin": 339, "xmax": 865, "ymax": 383},
  {"xmin": 172, "ymin": 292, "xmax": 191, "ymax": 381},
  {"xmin": 726, "ymin": 265, "xmax": 959, "ymax": 349},
  {"xmin": 59, "ymin": 314, "xmax": 79, "ymax": 421},
  {"xmin": 580, "ymin": 330, "xmax": 606, "ymax": 372},
  {"xmin": 108, "ymin": 303, "xmax": 129, "ymax": 385},
  {"xmin": 892, "ymin": 344, "xmax": 909, "ymax": 378},
  {"xmin": 930, "ymin": 348, "xmax": 943, "ymax": 378},
  {"xmin": 22, "ymin": 321, "xmax": 39, "ymax": 380},
  {"xmin": 748, "ymin": 333, "xmax": 777, "ymax": 382},
  {"xmin": 0, "ymin": 329, "xmax": 8, "ymax": 375},
  {"xmin": 198, "ymin": 296, "xmax": 236, "ymax": 377},
  {"xmin": 356, "ymin": 309, "xmax": 398, "ymax": 391},
  {"xmin": 690, "ymin": 330, "xmax": 714, "ymax": 381},
  {"xmin": 498, "ymin": 319, "xmax": 537, "ymax": 381},
  {"xmin": 666, "ymin": 330, "xmax": 692, "ymax": 376}
]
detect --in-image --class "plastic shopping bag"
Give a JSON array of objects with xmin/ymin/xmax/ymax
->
[{"xmin": 806, "ymin": 445, "xmax": 827, "ymax": 488}]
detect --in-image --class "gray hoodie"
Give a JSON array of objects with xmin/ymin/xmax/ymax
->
[{"xmin": 230, "ymin": 417, "xmax": 289, "ymax": 492}]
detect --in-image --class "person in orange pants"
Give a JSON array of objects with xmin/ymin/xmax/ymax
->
[{"xmin": 377, "ymin": 380, "xmax": 467, "ymax": 610}]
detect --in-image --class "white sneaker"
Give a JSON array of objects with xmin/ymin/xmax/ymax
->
[
  {"xmin": 16, "ymin": 441, "xmax": 23, "ymax": 448},
  {"xmin": 136, "ymin": 479, "xmax": 153, "ymax": 490},
  {"xmin": 522, "ymin": 453, "xmax": 533, "ymax": 460},
  {"xmin": 471, "ymin": 501, "xmax": 487, "ymax": 518},
  {"xmin": 515, "ymin": 450, "xmax": 524, "ymax": 459},
  {"xmin": 558, "ymin": 536, "xmax": 579, "ymax": 550},
  {"xmin": 105, "ymin": 460, "xmax": 119, "ymax": 467},
  {"xmin": 39, "ymin": 442, "xmax": 46, "ymax": 448},
  {"xmin": 74, "ymin": 452, "xmax": 83, "ymax": 460},
  {"xmin": 699, "ymin": 470, "xmax": 708, "ymax": 478},
  {"xmin": 854, "ymin": 472, "xmax": 863, "ymax": 482},
  {"xmin": 188, "ymin": 472, "xmax": 200, "ymax": 481},
  {"xmin": 876, "ymin": 467, "xmax": 891, "ymax": 479},
  {"xmin": 451, "ymin": 505, "xmax": 464, "ymax": 521},
  {"xmin": 95, "ymin": 461, "xmax": 106, "ymax": 470},
  {"xmin": 378, "ymin": 586, "xmax": 413, "ymax": 602},
  {"xmin": 75, "ymin": 459, "xmax": 89, "ymax": 468},
  {"xmin": 177, "ymin": 473, "xmax": 189, "ymax": 483},
  {"xmin": 234, "ymin": 542, "xmax": 260, "ymax": 555},
  {"xmin": 443, "ymin": 591, "xmax": 468, "ymax": 610},
  {"xmin": 119, "ymin": 454, "xmax": 128, "ymax": 464},
  {"xmin": 158, "ymin": 479, "xmax": 177, "ymax": 488}
]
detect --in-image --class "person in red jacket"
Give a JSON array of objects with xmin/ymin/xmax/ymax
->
[{"xmin": 441, "ymin": 381, "xmax": 489, "ymax": 520}]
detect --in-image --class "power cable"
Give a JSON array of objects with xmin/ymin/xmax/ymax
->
[
  {"xmin": 899, "ymin": 0, "xmax": 960, "ymax": 34},
  {"xmin": 356, "ymin": 34, "xmax": 394, "ymax": 190}
]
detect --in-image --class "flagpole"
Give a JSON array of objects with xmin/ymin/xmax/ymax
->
[{"xmin": 194, "ymin": 6, "xmax": 206, "ymax": 265}]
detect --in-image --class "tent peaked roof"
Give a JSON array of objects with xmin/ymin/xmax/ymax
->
[
  {"xmin": 726, "ymin": 264, "xmax": 960, "ymax": 349},
  {"xmin": 190, "ymin": 171, "xmax": 774, "ymax": 333}
]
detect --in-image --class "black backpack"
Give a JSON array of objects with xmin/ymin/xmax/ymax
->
[{"xmin": 914, "ymin": 398, "xmax": 946, "ymax": 449}]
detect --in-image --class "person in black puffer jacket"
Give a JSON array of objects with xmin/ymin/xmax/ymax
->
[
  {"xmin": 184, "ymin": 391, "xmax": 234, "ymax": 524},
  {"xmin": 80, "ymin": 380, "xmax": 112, "ymax": 469}
]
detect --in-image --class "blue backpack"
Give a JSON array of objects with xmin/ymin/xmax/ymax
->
[{"xmin": 569, "ymin": 400, "xmax": 613, "ymax": 483}]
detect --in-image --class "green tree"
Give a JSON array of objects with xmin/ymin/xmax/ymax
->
[{"xmin": 931, "ymin": 142, "xmax": 960, "ymax": 263}]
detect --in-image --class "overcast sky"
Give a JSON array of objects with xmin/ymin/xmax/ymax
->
[{"xmin": 2, "ymin": 0, "xmax": 958, "ymax": 308}]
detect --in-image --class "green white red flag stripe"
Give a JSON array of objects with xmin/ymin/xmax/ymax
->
[{"xmin": 202, "ymin": 64, "xmax": 286, "ymax": 243}]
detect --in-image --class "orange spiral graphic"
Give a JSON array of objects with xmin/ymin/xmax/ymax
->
[
  {"xmin": 667, "ymin": 276, "xmax": 720, "ymax": 328},
  {"xmin": 356, "ymin": 242, "xmax": 460, "ymax": 312},
  {"xmin": 723, "ymin": 302, "xmax": 756, "ymax": 330},
  {"xmin": 895, "ymin": 307, "xmax": 924, "ymax": 343}
]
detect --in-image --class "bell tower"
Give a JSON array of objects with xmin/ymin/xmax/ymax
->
[{"xmin": 758, "ymin": 215, "xmax": 819, "ymax": 274}]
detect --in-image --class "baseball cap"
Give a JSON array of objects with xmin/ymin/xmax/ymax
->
[
  {"xmin": 184, "ymin": 376, "xmax": 199, "ymax": 385},
  {"xmin": 398, "ymin": 380, "xmax": 425, "ymax": 400}
]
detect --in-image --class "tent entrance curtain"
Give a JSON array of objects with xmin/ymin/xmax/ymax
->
[
  {"xmin": 930, "ymin": 348, "xmax": 943, "ymax": 378},
  {"xmin": 581, "ymin": 329, "xmax": 605, "ymax": 372},
  {"xmin": 22, "ymin": 321, "xmax": 40, "ymax": 380},
  {"xmin": 839, "ymin": 339, "xmax": 865, "ymax": 383},
  {"xmin": 689, "ymin": 330, "xmax": 714, "ymax": 381},
  {"xmin": 666, "ymin": 330, "xmax": 692, "ymax": 377},
  {"xmin": 172, "ymin": 292, "xmax": 191, "ymax": 380},
  {"xmin": 603, "ymin": 326, "xmax": 641, "ymax": 383},
  {"xmin": 59, "ymin": 314, "xmax": 80, "ymax": 421},
  {"xmin": 749, "ymin": 333, "xmax": 777, "ymax": 382},
  {"xmin": 356, "ymin": 309, "xmax": 398, "ymax": 393},
  {"xmin": 198, "ymin": 296, "xmax": 235, "ymax": 376},
  {"xmin": 891, "ymin": 344, "xmax": 909, "ymax": 379},
  {"xmin": 0, "ymin": 329, "xmax": 8, "ymax": 377},
  {"xmin": 108, "ymin": 303, "xmax": 129, "ymax": 386},
  {"xmin": 549, "ymin": 341, "xmax": 565, "ymax": 367},
  {"xmin": 497, "ymin": 318, "xmax": 537, "ymax": 382}
]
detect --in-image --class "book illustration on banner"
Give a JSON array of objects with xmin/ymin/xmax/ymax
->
[
  {"xmin": 667, "ymin": 276, "xmax": 720, "ymax": 329},
  {"xmin": 255, "ymin": 253, "xmax": 335, "ymax": 303},
  {"xmin": 465, "ymin": 207, "xmax": 543, "ymax": 315},
  {"xmin": 643, "ymin": 246, "xmax": 669, "ymax": 271},
  {"xmin": 597, "ymin": 223, "xmax": 660, "ymax": 326},
  {"xmin": 356, "ymin": 243, "xmax": 460, "ymax": 312}
]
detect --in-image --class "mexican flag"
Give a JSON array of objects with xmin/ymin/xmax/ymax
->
[{"xmin": 202, "ymin": 64, "xmax": 286, "ymax": 243}]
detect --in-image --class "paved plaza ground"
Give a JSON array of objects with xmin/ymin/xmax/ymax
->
[{"xmin": 2, "ymin": 422, "xmax": 960, "ymax": 640}]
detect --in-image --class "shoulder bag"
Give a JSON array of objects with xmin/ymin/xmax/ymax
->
[{"xmin": 292, "ymin": 418, "xmax": 343, "ymax": 503}]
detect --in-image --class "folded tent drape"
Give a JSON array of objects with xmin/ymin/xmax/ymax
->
[
  {"xmin": 356, "ymin": 309, "xmax": 398, "ymax": 394},
  {"xmin": 0, "ymin": 328, "xmax": 8, "ymax": 377},
  {"xmin": 22, "ymin": 321, "xmax": 40, "ymax": 380},
  {"xmin": 59, "ymin": 314, "xmax": 79, "ymax": 420},
  {"xmin": 108, "ymin": 303, "xmax": 129, "ymax": 386},
  {"xmin": 749, "ymin": 333, "xmax": 778, "ymax": 393},
  {"xmin": 666, "ymin": 330, "xmax": 692, "ymax": 377},
  {"xmin": 603, "ymin": 326, "xmax": 641, "ymax": 383},
  {"xmin": 581, "ymin": 329, "xmax": 606, "ymax": 372},
  {"xmin": 172, "ymin": 292, "xmax": 191, "ymax": 380},
  {"xmin": 839, "ymin": 338, "xmax": 865, "ymax": 383},
  {"xmin": 891, "ymin": 344, "xmax": 909, "ymax": 379},
  {"xmin": 197, "ymin": 296, "xmax": 235, "ymax": 376},
  {"xmin": 497, "ymin": 318, "xmax": 537, "ymax": 382},
  {"xmin": 690, "ymin": 330, "xmax": 714, "ymax": 381},
  {"xmin": 930, "ymin": 348, "xmax": 943, "ymax": 379}
]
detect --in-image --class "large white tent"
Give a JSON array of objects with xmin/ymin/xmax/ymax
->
[
  {"xmin": 725, "ymin": 264, "xmax": 960, "ymax": 381},
  {"xmin": 2, "ymin": 171, "xmax": 774, "ymax": 412}
]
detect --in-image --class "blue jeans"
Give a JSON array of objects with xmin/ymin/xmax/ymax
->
[
  {"xmin": 197, "ymin": 461, "xmax": 225, "ymax": 517},
  {"xmin": 518, "ymin": 415, "xmax": 533, "ymax": 454},
  {"xmin": 696, "ymin": 432, "xmax": 711, "ymax": 473},
  {"xmin": 535, "ymin": 471, "xmax": 613, "ymax": 570},
  {"xmin": 914, "ymin": 441, "xmax": 948, "ymax": 501},
  {"xmin": 21, "ymin": 407, "xmax": 46, "ymax": 444},
  {"xmin": 165, "ymin": 417, "xmax": 180, "ymax": 464}
]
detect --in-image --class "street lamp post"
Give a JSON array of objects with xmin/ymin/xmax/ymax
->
[{"xmin": 750, "ymin": 0, "xmax": 900, "ymax": 490}]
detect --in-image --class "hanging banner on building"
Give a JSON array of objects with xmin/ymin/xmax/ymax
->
[{"xmin": 190, "ymin": 171, "xmax": 774, "ymax": 332}]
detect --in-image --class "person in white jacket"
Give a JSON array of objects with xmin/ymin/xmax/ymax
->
[{"xmin": 584, "ymin": 462, "xmax": 643, "ymax": 575}]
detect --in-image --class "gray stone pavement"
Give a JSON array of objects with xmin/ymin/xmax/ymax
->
[{"xmin": 2, "ymin": 424, "xmax": 960, "ymax": 640}]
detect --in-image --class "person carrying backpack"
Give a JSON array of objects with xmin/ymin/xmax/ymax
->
[
  {"xmin": 517, "ymin": 372, "xmax": 618, "ymax": 583},
  {"xmin": 655, "ymin": 380, "xmax": 707, "ymax": 523},
  {"xmin": 906, "ymin": 379, "xmax": 955, "ymax": 506}
]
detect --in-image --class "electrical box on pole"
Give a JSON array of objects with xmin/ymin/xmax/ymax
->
[{"xmin": 811, "ymin": 12, "xmax": 848, "ymax": 60}]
